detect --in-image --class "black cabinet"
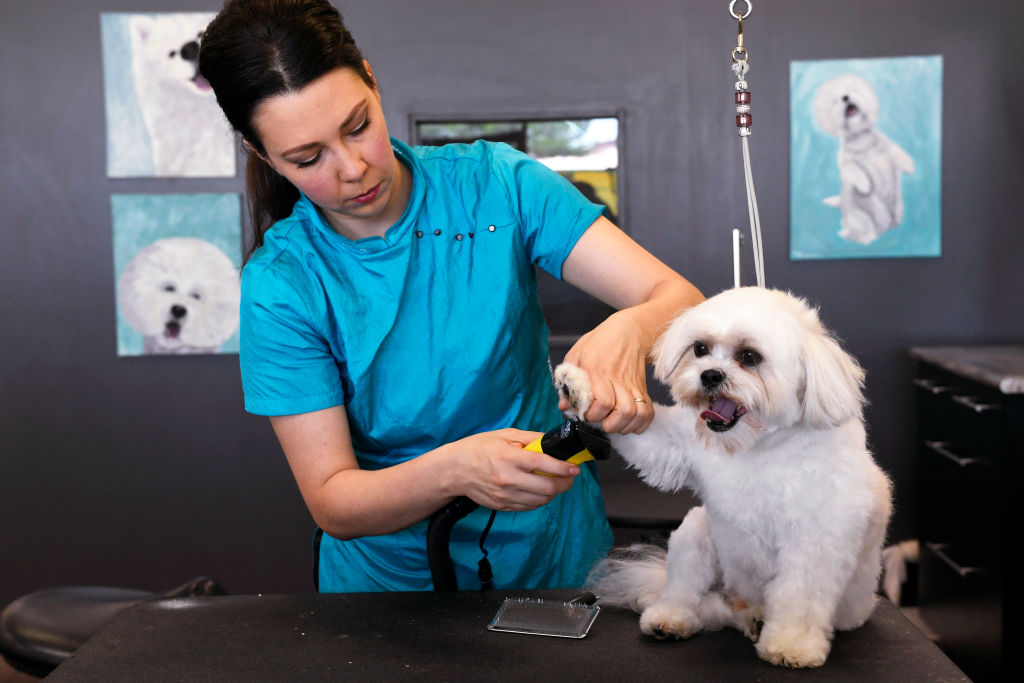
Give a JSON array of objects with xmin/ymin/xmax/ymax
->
[{"xmin": 912, "ymin": 346, "xmax": 1024, "ymax": 682}]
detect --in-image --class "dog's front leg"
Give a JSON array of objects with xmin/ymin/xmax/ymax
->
[
  {"xmin": 554, "ymin": 362, "xmax": 695, "ymax": 493},
  {"xmin": 755, "ymin": 542, "xmax": 857, "ymax": 668},
  {"xmin": 606, "ymin": 408, "xmax": 694, "ymax": 493},
  {"xmin": 639, "ymin": 506, "xmax": 731, "ymax": 639}
]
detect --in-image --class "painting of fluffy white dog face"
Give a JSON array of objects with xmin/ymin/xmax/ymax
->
[
  {"xmin": 118, "ymin": 238, "xmax": 240, "ymax": 355},
  {"xmin": 555, "ymin": 288, "xmax": 892, "ymax": 668},
  {"xmin": 101, "ymin": 13, "xmax": 236, "ymax": 177}
]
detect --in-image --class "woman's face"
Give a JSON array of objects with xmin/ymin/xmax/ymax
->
[{"xmin": 249, "ymin": 65, "xmax": 407, "ymax": 240}]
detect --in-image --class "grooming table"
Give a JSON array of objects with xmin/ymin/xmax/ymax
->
[{"xmin": 48, "ymin": 590, "xmax": 967, "ymax": 681}]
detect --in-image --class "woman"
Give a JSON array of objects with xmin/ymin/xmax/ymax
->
[{"xmin": 199, "ymin": 0, "xmax": 703, "ymax": 592}]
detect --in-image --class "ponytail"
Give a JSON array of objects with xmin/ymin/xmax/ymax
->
[{"xmin": 245, "ymin": 151, "xmax": 299, "ymax": 256}]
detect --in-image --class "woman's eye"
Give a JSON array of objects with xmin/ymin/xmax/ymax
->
[
  {"xmin": 350, "ymin": 118, "xmax": 371, "ymax": 136},
  {"xmin": 693, "ymin": 341, "xmax": 709, "ymax": 358},
  {"xmin": 296, "ymin": 152, "xmax": 321, "ymax": 169},
  {"xmin": 738, "ymin": 349, "xmax": 763, "ymax": 367}
]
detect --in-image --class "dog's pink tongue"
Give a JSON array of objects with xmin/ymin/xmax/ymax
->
[
  {"xmin": 701, "ymin": 398, "xmax": 740, "ymax": 422},
  {"xmin": 193, "ymin": 74, "xmax": 212, "ymax": 92}
]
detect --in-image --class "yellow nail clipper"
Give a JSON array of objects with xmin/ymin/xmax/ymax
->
[{"xmin": 525, "ymin": 419, "xmax": 611, "ymax": 469}]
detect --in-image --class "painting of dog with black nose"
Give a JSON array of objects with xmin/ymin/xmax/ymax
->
[{"xmin": 117, "ymin": 237, "xmax": 240, "ymax": 355}]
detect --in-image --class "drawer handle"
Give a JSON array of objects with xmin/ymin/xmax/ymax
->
[
  {"xmin": 913, "ymin": 378, "xmax": 950, "ymax": 394},
  {"xmin": 925, "ymin": 542, "xmax": 983, "ymax": 577},
  {"xmin": 924, "ymin": 441, "xmax": 981, "ymax": 467},
  {"xmin": 951, "ymin": 394, "xmax": 1001, "ymax": 413}
]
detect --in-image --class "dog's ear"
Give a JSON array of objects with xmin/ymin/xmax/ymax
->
[
  {"xmin": 652, "ymin": 313, "xmax": 690, "ymax": 385},
  {"xmin": 801, "ymin": 329, "xmax": 865, "ymax": 427},
  {"xmin": 129, "ymin": 15, "xmax": 156, "ymax": 44}
]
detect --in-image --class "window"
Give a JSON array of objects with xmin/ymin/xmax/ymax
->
[{"xmin": 414, "ymin": 116, "xmax": 622, "ymax": 227}]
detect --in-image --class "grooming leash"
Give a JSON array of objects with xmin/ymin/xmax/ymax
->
[{"xmin": 729, "ymin": 0, "xmax": 765, "ymax": 288}]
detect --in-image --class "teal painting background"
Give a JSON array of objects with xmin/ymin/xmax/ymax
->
[
  {"xmin": 790, "ymin": 55, "xmax": 943, "ymax": 260},
  {"xmin": 101, "ymin": 13, "xmax": 153, "ymax": 177},
  {"xmin": 112, "ymin": 193, "xmax": 242, "ymax": 355}
]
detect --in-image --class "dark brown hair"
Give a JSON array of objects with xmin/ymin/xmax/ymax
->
[{"xmin": 199, "ymin": 0, "xmax": 374, "ymax": 255}]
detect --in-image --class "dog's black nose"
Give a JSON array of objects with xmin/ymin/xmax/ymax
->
[
  {"xmin": 171, "ymin": 305, "xmax": 187, "ymax": 319},
  {"xmin": 700, "ymin": 369, "xmax": 725, "ymax": 389},
  {"xmin": 179, "ymin": 40, "xmax": 200, "ymax": 62}
]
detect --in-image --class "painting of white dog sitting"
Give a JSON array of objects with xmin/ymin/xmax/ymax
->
[{"xmin": 555, "ymin": 287, "xmax": 892, "ymax": 669}]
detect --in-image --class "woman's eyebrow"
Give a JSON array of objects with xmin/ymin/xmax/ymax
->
[{"xmin": 281, "ymin": 100, "xmax": 368, "ymax": 157}]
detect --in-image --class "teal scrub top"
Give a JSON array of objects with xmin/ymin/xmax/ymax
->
[{"xmin": 240, "ymin": 138, "xmax": 613, "ymax": 591}]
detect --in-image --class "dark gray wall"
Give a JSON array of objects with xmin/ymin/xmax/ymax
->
[{"xmin": 3, "ymin": 0, "xmax": 1022, "ymax": 606}]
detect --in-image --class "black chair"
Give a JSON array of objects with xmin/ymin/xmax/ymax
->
[{"xmin": 0, "ymin": 576, "xmax": 227, "ymax": 677}]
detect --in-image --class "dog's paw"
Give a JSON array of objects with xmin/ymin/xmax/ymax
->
[
  {"xmin": 755, "ymin": 622, "xmax": 831, "ymax": 669},
  {"xmin": 639, "ymin": 601, "xmax": 703, "ymax": 640},
  {"xmin": 553, "ymin": 363, "xmax": 593, "ymax": 420}
]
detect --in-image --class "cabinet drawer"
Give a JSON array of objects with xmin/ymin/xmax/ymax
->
[
  {"xmin": 918, "ymin": 541, "xmax": 1001, "ymax": 681},
  {"xmin": 914, "ymin": 370, "xmax": 1004, "ymax": 462},
  {"xmin": 918, "ymin": 440, "xmax": 1000, "ymax": 555}
]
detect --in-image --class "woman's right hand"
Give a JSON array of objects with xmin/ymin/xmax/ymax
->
[{"xmin": 447, "ymin": 428, "xmax": 580, "ymax": 511}]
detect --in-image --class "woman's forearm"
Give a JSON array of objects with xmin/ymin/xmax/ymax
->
[
  {"xmin": 308, "ymin": 447, "xmax": 458, "ymax": 539},
  {"xmin": 612, "ymin": 275, "xmax": 704, "ymax": 360},
  {"xmin": 272, "ymin": 409, "xmax": 573, "ymax": 539}
]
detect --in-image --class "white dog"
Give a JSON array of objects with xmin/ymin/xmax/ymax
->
[
  {"xmin": 554, "ymin": 287, "xmax": 891, "ymax": 668},
  {"xmin": 813, "ymin": 73, "xmax": 915, "ymax": 245},
  {"xmin": 128, "ymin": 13, "xmax": 235, "ymax": 177},
  {"xmin": 118, "ymin": 237, "xmax": 241, "ymax": 355}
]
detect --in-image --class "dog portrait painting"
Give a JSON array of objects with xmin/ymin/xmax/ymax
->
[
  {"xmin": 790, "ymin": 55, "xmax": 942, "ymax": 259},
  {"xmin": 101, "ymin": 12, "xmax": 236, "ymax": 178},
  {"xmin": 555, "ymin": 287, "xmax": 892, "ymax": 668},
  {"xmin": 112, "ymin": 194, "xmax": 242, "ymax": 356}
]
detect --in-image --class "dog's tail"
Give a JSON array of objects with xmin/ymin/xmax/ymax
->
[{"xmin": 585, "ymin": 544, "xmax": 667, "ymax": 613}]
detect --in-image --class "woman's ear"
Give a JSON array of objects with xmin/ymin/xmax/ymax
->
[
  {"xmin": 243, "ymin": 139, "xmax": 272, "ymax": 167},
  {"xmin": 363, "ymin": 59, "xmax": 378, "ymax": 89}
]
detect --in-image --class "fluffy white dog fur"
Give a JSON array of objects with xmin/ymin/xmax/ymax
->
[
  {"xmin": 813, "ymin": 73, "xmax": 915, "ymax": 246},
  {"xmin": 554, "ymin": 287, "xmax": 891, "ymax": 669},
  {"xmin": 118, "ymin": 237, "xmax": 240, "ymax": 355},
  {"xmin": 128, "ymin": 13, "xmax": 235, "ymax": 177}
]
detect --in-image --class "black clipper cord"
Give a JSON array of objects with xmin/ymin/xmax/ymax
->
[{"xmin": 426, "ymin": 420, "xmax": 609, "ymax": 591}]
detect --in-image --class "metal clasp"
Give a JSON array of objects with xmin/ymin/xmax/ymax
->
[{"xmin": 730, "ymin": 1, "xmax": 751, "ymax": 64}]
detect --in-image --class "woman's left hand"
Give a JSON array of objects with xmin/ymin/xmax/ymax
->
[
  {"xmin": 559, "ymin": 310, "xmax": 653, "ymax": 434},
  {"xmin": 558, "ymin": 216, "xmax": 704, "ymax": 435}
]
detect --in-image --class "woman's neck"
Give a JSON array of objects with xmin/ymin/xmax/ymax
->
[{"xmin": 322, "ymin": 156, "xmax": 411, "ymax": 241}]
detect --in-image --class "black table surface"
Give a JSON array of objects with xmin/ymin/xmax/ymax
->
[{"xmin": 49, "ymin": 590, "xmax": 967, "ymax": 682}]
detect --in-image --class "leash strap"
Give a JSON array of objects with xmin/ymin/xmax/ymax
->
[{"xmin": 730, "ymin": 1, "xmax": 765, "ymax": 288}]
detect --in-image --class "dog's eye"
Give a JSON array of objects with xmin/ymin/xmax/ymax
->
[
  {"xmin": 190, "ymin": 291, "xmax": 202, "ymax": 301},
  {"xmin": 693, "ymin": 341, "xmax": 709, "ymax": 358},
  {"xmin": 162, "ymin": 283, "xmax": 176, "ymax": 293},
  {"xmin": 737, "ymin": 349, "xmax": 763, "ymax": 367}
]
